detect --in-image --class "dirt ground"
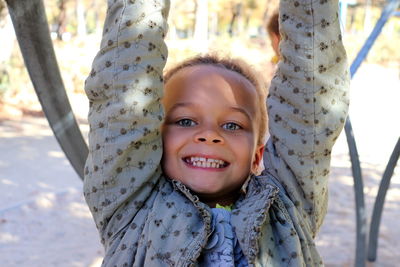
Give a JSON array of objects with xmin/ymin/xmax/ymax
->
[{"xmin": 0, "ymin": 63, "xmax": 399, "ymax": 266}]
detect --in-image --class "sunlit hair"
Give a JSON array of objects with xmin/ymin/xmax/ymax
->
[
  {"xmin": 164, "ymin": 54, "xmax": 268, "ymax": 145},
  {"xmin": 267, "ymin": 11, "xmax": 279, "ymax": 37}
]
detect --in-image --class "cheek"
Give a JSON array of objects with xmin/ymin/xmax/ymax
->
[
  {"xmin": 234, "ymin": 135, "xmax": 257, "ymax": 163},
  {"xmin": 161, "ymin": 128, "xmax": 174, "ymax": 158},
  {"xmin": 161, "ymin": 130, "xmax": 175, "ymax": 179},
  {"xmin": 161, "ymin": 126, "xmax": 188, "ymax": 159}
]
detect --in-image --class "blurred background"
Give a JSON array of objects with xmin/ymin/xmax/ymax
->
[
  {"xmin": 0, "ymin": 0, "xmax": 399, "ymax": 266},
  {"xmin": 0, "ymin": 0, "xmax": 399, "ymax": 112}
]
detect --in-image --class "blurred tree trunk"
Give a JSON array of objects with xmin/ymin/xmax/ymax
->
[
  {"xmin": 210, "ymin": 11, "xmax": 218, "ymax": 36},
  {"xmin": 244, "ymin": 0, "xmax": 256, "ymax": 34},
  {"xmin": 0, "ymin": 1, "xmax": 15, "ymax": 97},
  {"xmin": 87, "ymin": 0, "xmax": 101, "ymax": 34},
  {"xmin": 55, "ymin": 0, "xmax": 67, "ymax": 40},
  {"xmin": 193, "ymin": 0, "xmax": 208, "ymax": 52},
  {"xmin": 75, "ymin": 0, "xmax": 86, "ymax": 37},
  {"xmin": 194, "ymin": 0, "xmax": 208, "ymax": 39},
  {"xmin": 228, "ymin": 3, "xmax": 242, "ymax": 37},
  {"xmin": 0, "ymin": 2, "xmax": 15, "ymax": 64},
  {"xmin": 364, "ymin": 0, "xmax": 372, "ymax": 35}
]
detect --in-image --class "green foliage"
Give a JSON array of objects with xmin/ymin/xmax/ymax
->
[
  {"xmin": 0, "ymin": 67, "xmax": 10, "ymax": 98},
  {"xmin": 0, "ymin": 0, "xmax": 6, "ymax": 22},
  {"xmin": 0, "ymin": 1, "xmax": 5, "ymax": 13},
  {"xmin": 246, "ymin": 0, "xmax": 258, "ymax": 9}
]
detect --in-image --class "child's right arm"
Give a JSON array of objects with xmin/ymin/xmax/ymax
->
[
  {"xmin": 83, "ymin": 0, "xmax": 169, "ymax": 244},
  {"xmin": 264, "ymin": 0, "xmax": 350, "ymax": 237}
]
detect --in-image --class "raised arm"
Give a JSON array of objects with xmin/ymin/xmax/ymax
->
[
  {"xmin": 83, "ymin": 0, "xmax": 169, "ymax": 241},
  {"xmin": 263, "ymin": 0, "xmax": 349, "ymax": 235}
]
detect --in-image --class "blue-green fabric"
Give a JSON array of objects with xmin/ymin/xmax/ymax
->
[{"xmin": 199, "ymin": 208, "xmax": 248, "ymax": 266}]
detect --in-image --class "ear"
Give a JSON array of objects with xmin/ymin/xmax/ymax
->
[
  {"xmin": 271, "ymin": 33, "xmax": 280, "ymax": 56},
  {"xmin": 251, "ymin": 144, "xmax": 265, "ymax": 175}
]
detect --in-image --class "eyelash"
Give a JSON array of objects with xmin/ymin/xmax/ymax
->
[
  {"xmin": 176, "ymin": 118, "xmax": 197, "ymax": 127},
  {"xmin": 222, "ymin": 122, "xmax": 242, "ymax": 131},
  {"xmin": 175, "ymin": 119, "xmax": 242, "ymax": 131}
]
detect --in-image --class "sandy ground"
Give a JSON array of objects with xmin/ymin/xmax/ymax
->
[{"xmin": 0, "ymin": 63, "xmax": 399, "ymax": 266}]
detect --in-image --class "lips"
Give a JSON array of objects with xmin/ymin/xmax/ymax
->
[{"xmin": 183, "ymin": 156, "xmax": 229, "ymax": 169}]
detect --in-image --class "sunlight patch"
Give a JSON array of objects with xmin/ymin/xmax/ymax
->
[
  {"xmin": 48, "ymin": 151, "xmax": 64, "ymax": 158},
  {"xmin": 0, "ymin": 232, "xmax": 20, "ymax": 244},
  {"xmin": 67, "ymin": 202, "xmax": 92, "ymax": 219}
]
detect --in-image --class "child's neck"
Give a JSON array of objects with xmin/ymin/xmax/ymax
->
[{"xmin": 197, "ymin": 191, "xmax": 240, "ymax": 208}]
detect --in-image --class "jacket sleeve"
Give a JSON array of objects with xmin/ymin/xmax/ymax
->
[
  {"xmin": 83, "ymin": 0, "xmax": 170, "ymax": 244},
  {"xmin": 263, "ymin": 0, "xmax": 350, "ymax": 236}
]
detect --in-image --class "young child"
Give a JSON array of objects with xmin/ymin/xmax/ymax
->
[{"xmin": 84, "ymin": 0, "xmax": 349, "ymax": 266}]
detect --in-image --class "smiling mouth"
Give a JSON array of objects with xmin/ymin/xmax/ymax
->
[{"xmin": 183, "ymin": 156, "xmax": 229, "ymax": 169}]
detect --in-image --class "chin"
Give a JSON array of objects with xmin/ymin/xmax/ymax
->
[{"xmin": 186, "ymin": 182, "xmax": 220, "ymax": 195}]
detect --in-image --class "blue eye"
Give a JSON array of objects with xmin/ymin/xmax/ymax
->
[
  {"xmin": 222, "ymin": 122, "xmax": 242, "ymax": 131},
  {"xmin": 176, "ymin": 119, "xmax": 197, "ymax": 127}
]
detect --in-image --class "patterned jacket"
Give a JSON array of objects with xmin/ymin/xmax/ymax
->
[{"xmin": 83, "ymin": 0, "xmax": 349, "ymax": 266}]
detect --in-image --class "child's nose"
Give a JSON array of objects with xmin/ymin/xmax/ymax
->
[{"xmin": 194, "ymin": 129, "xmax": 224, "ymax": 144}]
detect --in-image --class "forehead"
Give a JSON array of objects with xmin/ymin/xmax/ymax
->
[{"xmin": 164, "ymin": 65, "xmax": 259, "ymax": 112}]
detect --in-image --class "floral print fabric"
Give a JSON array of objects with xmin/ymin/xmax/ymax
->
[{"xmin": 199, "ymin": 208, "xmax": 248, "ymax": 266}]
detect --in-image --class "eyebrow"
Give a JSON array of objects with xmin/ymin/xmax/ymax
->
[
  {"xmin": 229, "ymin": 106, "xmax": 252, "ymax": 121},
  {"xmin": 169, "ymin": 102, "xmax": 192, "ymax": 110},
  {"xmin": 169, "ymin": 102, "xmax": 252, "ymax": 121}
]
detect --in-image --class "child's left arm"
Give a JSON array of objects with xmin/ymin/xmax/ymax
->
[{"xmin": 263, "ymin": 0, "xmax": 350, "ymax": 236}]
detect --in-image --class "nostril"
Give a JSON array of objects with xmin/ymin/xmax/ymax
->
[{"xmin": 195, "ymin": 136, "xmax": 223, "ymax": 144}]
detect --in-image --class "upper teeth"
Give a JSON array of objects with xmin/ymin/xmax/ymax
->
[{"xmin": 188, "ymin": 157, "xmax": 225, "ymax": 168}]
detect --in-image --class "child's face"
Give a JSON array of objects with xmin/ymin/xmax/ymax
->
[{"xmin": 162, "ymin": 65, "xmax": 264, "ymax": 203}]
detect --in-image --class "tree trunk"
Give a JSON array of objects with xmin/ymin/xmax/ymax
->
[
  {"xmin": 210, "ymin": 11, "xmax": 218, "ymax": 36},
  {"xmin": 193, "ymin": 0, "xmax": 208, "ymax": 52},
  {"xmin": 364, "ymin": 0, "xmax": 372, "ymax": 35},
  {"xmin": 55, "ymin": 0, "xmax": 67, "ymax": 40},
  {"xmin": 228, "ymin": 3, "xmax": 242, "ymax": 37},
  {"xmin": 0, "ymin": 11, "xmax": 15, "ymax": 64},
  {"xmin": 75, "ymin": 0, "xmax": 86, "ymax": 37}
]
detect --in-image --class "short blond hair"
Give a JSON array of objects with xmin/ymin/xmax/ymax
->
[{"xmin": 164, "ymin": 54, "xmax": 268, "ymax": 145}]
